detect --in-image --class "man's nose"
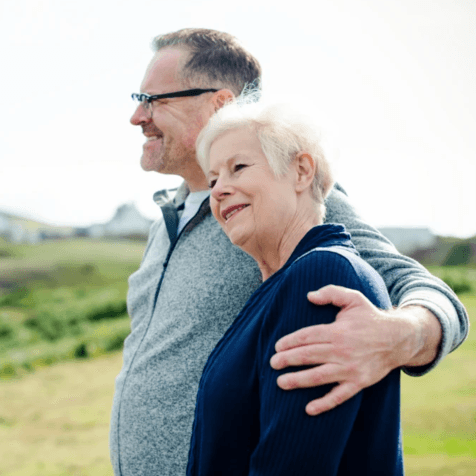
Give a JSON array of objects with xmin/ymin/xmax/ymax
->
[{"xmin": 130, "ymin": 103, "xmax": 150, "ymax": 125}]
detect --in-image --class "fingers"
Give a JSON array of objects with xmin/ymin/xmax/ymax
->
[
  {"xmin": 270, "ymin": 343, "xmax": 333, "ymax": 370},
  {"xmin": 307, "ymin": 285, "xmax": 367, "ymax": 309},
  {"xmin": 305, "ymin": 382, "xmax": 361, "ymax": 416},
  {"xmin": 276, "ymin": 363, "xmax": 372, "ymax": 416},
  {"xmin": 276, "ymin": 287, "xmax": 375, "ymax": 354},
  {"xmin": 275, "ymin": 324, "xmax": 332, "ymax": 352},
  {"xmin": 276, "ymin": 363, "xmax": 343, "ymax": 390}
]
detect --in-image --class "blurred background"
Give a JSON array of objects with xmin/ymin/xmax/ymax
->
[{"xmin": 0, "ymin": 0, "xmax": 474, "ymax": 475}]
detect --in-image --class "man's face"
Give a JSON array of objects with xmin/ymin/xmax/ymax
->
[{"xmin": 130, "ymin": 48, "xmax": 213, "ymax": 178}]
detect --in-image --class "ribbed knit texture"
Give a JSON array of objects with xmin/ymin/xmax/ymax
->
[
  {"xmin": 187, "ymin": 225, "xmax": 403, "ymax": 475},
  {"xmin": 110, "ymin": 183, "xmax": 465, "ymax": 475}
]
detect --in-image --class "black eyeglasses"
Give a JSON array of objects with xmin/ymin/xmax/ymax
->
[{"xmin": 131, "ymin": 88, "xmax": 218, "ymax": 115}]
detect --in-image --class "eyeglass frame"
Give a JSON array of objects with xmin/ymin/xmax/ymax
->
[{"xmin": 131, "ymin": 88, "xmax": 218, "ymax": 114}]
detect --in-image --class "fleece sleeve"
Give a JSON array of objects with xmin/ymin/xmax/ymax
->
[
  {"xmin": 248, "ymin": 251, "xmax": 402, "ymax": 476},
  {"xmin": 324, "ymin": 184, "xmax": 469, "ymax": 376}
]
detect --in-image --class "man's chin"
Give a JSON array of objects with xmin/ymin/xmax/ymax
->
[
  {"xmin": 140, "ymin": 153, "xmax": 161, "ymax": 173},
  {"xmin": 140, "ymin": 159, "xmax": 154, "ymax": 172}
]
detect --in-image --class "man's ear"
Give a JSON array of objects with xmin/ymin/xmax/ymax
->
[
  {"xmin": 211, "ymin": 89, "xmax": 235, "ymax": 110},
  {"xmin": 294, "ymin": 152, "xmax": 316, "ymax": 193}
]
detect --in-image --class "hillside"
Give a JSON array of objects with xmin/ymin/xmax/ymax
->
[
  {"xmin": 0, "ymin": 237, "xmax": 146, "ymax": 377},
  {"xmin": 410, "ymin": 235, "xmax": 476, "ymax": 266}
]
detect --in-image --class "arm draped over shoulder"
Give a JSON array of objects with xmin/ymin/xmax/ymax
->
[{"xmin": 324, "ymin": 184, "xmax": 469, "ymax": 375}]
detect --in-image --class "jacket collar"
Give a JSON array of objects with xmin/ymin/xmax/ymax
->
[{"xmin": 153, "ymin": 182, "xmax": 209, "ymax": 211}]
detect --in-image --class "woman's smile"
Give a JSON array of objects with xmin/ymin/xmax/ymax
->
[{"xmin": 221, "ymin": 204, "xmax": 250, "ymax": 222}]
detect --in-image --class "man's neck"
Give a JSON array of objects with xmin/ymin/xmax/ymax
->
[
  {"xmin": 187, "ymin": 181, "xmax": 209, "ymax": 193},
  {"xmin": 182, "ymin": 163, "xmax": 209, "ymax": 192}
]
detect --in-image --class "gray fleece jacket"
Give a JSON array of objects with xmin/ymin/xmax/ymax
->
[{"xmin": 109, "ymin": 183, "xmax": 468, "ymax": 476}]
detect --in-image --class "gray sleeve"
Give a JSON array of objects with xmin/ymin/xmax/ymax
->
[{"xmin": 324, "ymin": 184, "xmax": 469, "ymax": 376}]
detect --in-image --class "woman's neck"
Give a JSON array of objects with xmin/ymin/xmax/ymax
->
[{"xmin": 252, "ymin": 213, "xmax": 321, "ymax": 281}]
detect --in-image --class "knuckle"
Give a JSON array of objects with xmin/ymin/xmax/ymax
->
[
  {"xmin": 347, "ymin": 371, "xmax": 367, "ymax": 392},
  {"xmin": 296, "ymin": 331, "xmax": 310, "ymax": 346},
  {"xmin": 346, "ymin": 361, "xmax": 360, "ymax": 375},
  {"xmin": 338, "ymin": 345, "xmax": 352, "ymax": 361},
  {"xmin": 302, "ymin": 346, "xmax": 316, "ymax": 364},
  {"xmin": 332, "ymin": 392, "xmax": 346, "ymax": 407},
  {"xmin": 350, "ymin": 381, "xmax": 364, "ymax": 395},
  {"xmin": 329, "ymin": 388, "xmax": 349, "ymax": 407},
  {"xmin": 358, "ymin": 372, "xmax": 374, "ymax": 388},
  {"xmin": 308, "ymin": 369, "xmax": 324, "ymax": 386}
]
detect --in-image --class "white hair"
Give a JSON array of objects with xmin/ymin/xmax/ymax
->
[{"xmin": 196, "ymin": 96, "xmax": 334, "ymax": 217}]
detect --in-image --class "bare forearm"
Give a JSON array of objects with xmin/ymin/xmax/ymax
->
[
  {"xmin": 325, "ymin": 184, "xmax": 468, "ymax": 357},
  {"xmin": 397, "ymin": 305, "xmax": 442, "ymax": 368}
]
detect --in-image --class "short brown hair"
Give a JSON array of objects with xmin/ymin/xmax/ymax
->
[{"xmin": 152, "ymin": 28, "xmax": 261, "ymax": 97}]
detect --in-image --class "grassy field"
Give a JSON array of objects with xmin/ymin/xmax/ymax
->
[
  {"xmin": 0, "ymin": 238, "xmax": 146, "ymax": 378},
  {"xmin": 401, "ymin": 293, "xmax": 475, "ymax": 475},
  {"xmin": 0, "ymin": 238, "xmax": 145, "ymax": 475},
  {"xmin": 0, "ymin": 238, "xmax": 474, "ymax": 474}
]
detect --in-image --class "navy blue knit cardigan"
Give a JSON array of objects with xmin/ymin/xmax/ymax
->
[{"xmin": 187, "ymin": 225, "xmax": 403, "ymax": 475}]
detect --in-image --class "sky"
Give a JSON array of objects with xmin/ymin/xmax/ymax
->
[{"xmin": 1, "ymin": 0, "xmax": 475, "ymax": 238}]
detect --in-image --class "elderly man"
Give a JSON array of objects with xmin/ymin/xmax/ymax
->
[{"xmin": 110, "ymin": 28, "xmax": 468, "ymax": 476}]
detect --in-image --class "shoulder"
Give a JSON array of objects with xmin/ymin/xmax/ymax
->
[
  {"xmin": 255, "ymin": 248, "xmax": 363, "ymax": 342},
  {"xmin": 324, "ymin": 183, "xmax": 362, "ymax": 225},
  {"xmin": 149, "ymin": 216, "xmax": 165, "ymax": 235},
  {"xmin": 282, "ymin": 246, "xmax": 391, "ymax": 309}
]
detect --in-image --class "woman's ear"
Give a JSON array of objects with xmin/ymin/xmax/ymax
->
[
  {"xmin": 294, "ymin": 152, "xmax": 316, "ymax": 193},
  {"xmin": 211, "ymin": 89, "xmax": 235, "ymax": 111}
]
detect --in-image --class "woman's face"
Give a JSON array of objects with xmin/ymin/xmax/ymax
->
[{"xmin": 207, "ymin": 127, "xmax": 298, "ymax": 252}]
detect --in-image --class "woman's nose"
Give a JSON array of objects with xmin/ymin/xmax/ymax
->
[{"xmin": 211, "ymin": 176, "xmax": 232, "ymax": 201}]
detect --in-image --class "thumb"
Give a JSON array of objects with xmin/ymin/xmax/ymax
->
[{"xmin": 307, "ymin": 285, "xmax": 363, "ymax": 309}]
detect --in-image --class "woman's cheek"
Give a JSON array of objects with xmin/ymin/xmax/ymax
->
[{"xmin": 210, "ymin": 199, "xmax": 220, "ymax": 222}]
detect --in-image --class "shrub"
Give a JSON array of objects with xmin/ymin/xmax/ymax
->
[
  {"xmin": 21, "ymin": 287, "xmax": 128, "ymax": 342},
  {"xmin": 74, "ymin": 342, "xmax": 89, "ymax": 359},
  {"xmin": 0, "ymin": 362, "xmax": 16, "ymax": 378},
  {"xmin": 442, "ymin": 274, "xmax": 473, "ymax": 295},
  {"xmin": 0, "ymin": 323, "xmax": 14, "ymax": 339},
  {"xmin": 86, "ymin": 301, "xmax": 128, "ymax": 321},
  {"xmin": 104, "ymin": 330, "xmax": 130, "ymax": 352},
  {"xmin": 443, "ymin": 243, "xmax": 472, "ymax": 266},
  {"xmin": 0, "ymin": 288, "xmax": 29, "ymax": 307},
  {"xmin": 24, "ymin": 312, "xmax": 65, "ymax": 341}
]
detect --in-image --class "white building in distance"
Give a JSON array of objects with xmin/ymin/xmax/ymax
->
[
  {"xmin": 87, "ymin": 203, "xmax": 152, "ymax": 239},
  {"xmin": 379, "ymin": 227, "xmax": 437, "ymax": 255}
]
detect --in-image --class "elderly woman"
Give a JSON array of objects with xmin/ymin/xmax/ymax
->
[{"xmin": 186, "ymin": 102, "xmax": 403, "ymax": 475}]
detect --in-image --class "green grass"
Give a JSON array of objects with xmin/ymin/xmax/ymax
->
[
  {"xmin": 400, "ymin": 291, "xmax": 475, "ymax": 475},
  {"xmin": 426, "ymin": 265, "xmax": 476, "ymax": 295},
  {"xmin": 1, "ymin": 303, "xmax": 474, "ymax": 475},
  {"xmin": 0, "ymin": 238, "xmax": 146, "ymax": 377},
  {"xmin": 0, "ymin": 243, "xmax": 474, "ymax": 474},
  {"xmin": 0, "ymin": 238, "xmax": 145, "ymax": 291},
  {"xmin": 0, "ymin": 353, "xmax": 122, "ymax": 476}
]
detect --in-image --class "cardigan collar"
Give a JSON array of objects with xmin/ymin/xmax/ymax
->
[{"xmin": 285, "ymin": 224, "xmax": 357, "ymax": 269}]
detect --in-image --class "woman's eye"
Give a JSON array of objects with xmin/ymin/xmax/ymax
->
[{"xmin": 234, "ymin": 163, "xmax": 247, "ymax": 172}]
